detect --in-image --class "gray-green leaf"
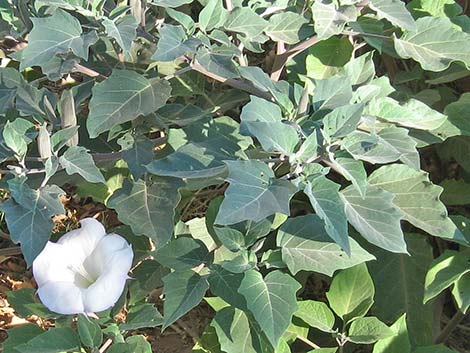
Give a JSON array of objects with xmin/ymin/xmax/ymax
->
[
  {"xmin": 107, "ymin": 178, "xmax": 183, "ymax": 247},
  {"xmin": 238, "ymin": 270, "xmax": 301, "ymax": 348},
  {"xmin": 215, "ymin": 160, "xmax": 297, "ymax": 225},
  {"xmin": 59, "ymin": 146, "xmax": 105, "ymax": 184},
  {"xmin": 340, "ymin": 185, "xmax": 407, "ymax": 253},
  {"xmin": 394, "ymin": 16, "xmax": 470, "ymax": 72},
  {"xmin": 87, "ymin": 70, "xmax": 171, "ymax": 137},
  {"xmin": 277, "ymin": 214, "xmax": 375, "ymax": 276}
]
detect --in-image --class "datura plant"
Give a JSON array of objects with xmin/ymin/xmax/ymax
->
[{"xmin": 0, "ymin": 0, "xmax": 469, "ymax": 353}]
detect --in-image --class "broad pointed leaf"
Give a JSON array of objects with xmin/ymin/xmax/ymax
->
[
  {"xmin": 424, "ymin": 250, "xmax": 470, "ymax": 303},
  {"xmin": 294, "ymin": 300, "xmax": 336, "ymax": 333},
  {"xmin": 102, "ymin": 15, "xmax": 138, "ymax": 56},
  {"xmin": 211, "ymin": 307, "xmax": 272, "ymax": 353},
  {"xmin": 277, "ymin": 215, "xmax": 375, "ymax": 276},
  {"xmin": 265, "ymin": 12, "xmax": 307, "ymax": 44},
  {"xmin": 0, "ymin": 180, "xmax": 65, "ymax": 266},
  {"xmin": 368, "ymin": 234, "xmax": 435, "ymax": 347},
  {"xmin": 20, "ymin": 9, "xmax": 96, "ymax": 70},
  {"xmin": 367, "ymin": 97, "xmax": 447, "ymax": 131},
  {"xmin": 340, "ymin": 185, "xmax": 406, "ymax": 253},
  {"xmin": 369, "ymin": 0, "xmax": 416, "ymax": 31},
  {"xmin": 304, "ymin": 177, "xmax": 350, "ymax": 254},
  {"xmin": 369, "ymin": 165, "xmax": 467, "ymax": 244},
  {"xmin": 215, "ymin": 160, "xmax": 297, "ymax": 225},
  {"xmin": 238, "ymin": 270, "xmax": 301, "ymax": 348},
  {"xmin": 107, "ymin": 178, "xmax": 183, "ymax": 246},
  {"xmin": 312, "ymin": 0, "xmax": 358, "ymax": 40},
  {"xmin": 348, "ymin": 317, "xmax": 394, "ymax": 344},
  {"xmin": 224, "ymin": 7, "xmax": 268, "ymax": 39},
  {"xmin": 326, "ymin": 263, "xmax": 375, "ymax": 324},
  {"xmin": 394, "ymin": 16, "xmax": 470, "ymax": 72},
  {"xmin": 162, "ymin": 270, "xmax": 209, "ymax": 329},
  {"xmin": 155, "ymin": 237, "xmax": 212, "ymax": 270},
  {"xmin": 59, "ymin": 146, "xmax": 105, "ymax": 184},
  {"xmin": 87, "ymin": 70, "xmax": 171, "ymax": 137},
  {"xmin": 240, "ymin": 96, "xmax": 299, "ymax": 155}
]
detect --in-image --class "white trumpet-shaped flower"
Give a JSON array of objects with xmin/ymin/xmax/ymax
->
[{"xmin": 33, "ymin": 218, "xmax": 133, "ymax": 315}]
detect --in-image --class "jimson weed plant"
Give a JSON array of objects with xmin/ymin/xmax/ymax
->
[{"xmin": 0, "ymin": 0, "xmax": 469, "ymax": 352}]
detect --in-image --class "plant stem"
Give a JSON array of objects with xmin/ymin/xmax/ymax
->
[
  {"xmin": 297, "ymin": 335, "xmax": 321, "ymax": 349},
  {"xmin": 0, "ymin": 246, "xmax": 21, "ymax": 256},
  {"xmin": 190, "ymin": 61, "xmax": 275, "ymax": 101},
  {"xmin": 99, "ymin": 338, "xmax": 113, "ymax": 353},
  {"xmin": 435, "ymin": 310, "xmax": 467, "ymax": 344}
]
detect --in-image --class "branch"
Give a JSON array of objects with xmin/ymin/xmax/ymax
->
[
  {"xmin": 190, "ymin": 61, "xmax": 275, "ymax": 101},
  {"xmin": 270, "ymin": 36, "xmax": 319, "ymax": 80},
  {"xmin": 0, "ymin": 246, "xmax": 22, "ymax": 256},
  {"xmin": 435, "ymin": 310, "xmax": 467, "ymax": 344}
]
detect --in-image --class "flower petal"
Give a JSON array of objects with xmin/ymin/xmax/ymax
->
[
  {"xmin": 84, "ymin": 234, "xmax": 133, "ymax": 278},
  {"xmin": 33, "ymin": 242, "xmax": 79, "ymax": 287},
  {"xmin": 58, "ymin": 218, "xmax": 106, "ymax": 259},
  {"xmin": 82, "ymin": 273, "xmax": 128, "ymax": 313},
  {"xmin": 37, "ymin": 281, "xmax": 85, "ymax": 315}
]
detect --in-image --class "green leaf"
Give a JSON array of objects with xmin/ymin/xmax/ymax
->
[
  {"xmin": 277, "ymin": 214, "xmax": 374, "ymax": 276},
  {"xmin": 208, "ymin": 265, "xmax": 247, "ymax": 310},
  {"xmin": 0, "ymin": 180, "xmax": 65, "ymax": 266},
  {"xmin": 424, "ymin": 250, "xmax": 470, "ymax": 303},
  {"xmin": 119, "ymin": 303, "xmax": 163, "ymax": 330},
  {"xmin": 2, "ymin": 325, "xmax": 44, "ymax": 353},
  {"xmin": 224, "ymin": 7, "xmax": 268, "ymax": 39},
  {"xmin": 323, "ymin": 103, "xmax": 364, "ymax": 140},
  {"xmin": 407, "ymin": 0, "xmax": 462, "ymax": 18},
  {"xmin": 156, "ymin": 237, "xmax": 212, "ymax": 270},
  {"xmin": 211, "ymin": 307, "xmax": 272, "ymax": 353},
  {"xmin": 368, "ymin": 234, "xmax": 435, "ymax": 347},
  {"xmin": 331, "ymin": 152, "xmax": 367, "ymax": 197},
  {"xmin": 87, "ymin": 70, "xmax": 171, "ymax": 137},
  {"xmin": 78, "ymin": 314, "xmax": 102, "ymax": 348},
  {"xmin": 3, "ymin": 118, "xmax": 35, "ymax": 159},
  {"xmin": 340, "ymin": 185, "xmax": 407, "ymax": 253},
  {"xmin": 394, "ymin": 16, "xmax": 470, "ymax": 72},
  {"xmin": 240, "ymin": 96, "xmax": 299, "ymax": 155},
  {"xmin": 312, "ymin": 0, "xmax": 358, "ymax": 40},
  {"xmin": 199, "ymin": 0, "xmax": 227, "ymax": 32},
  {"xmin": 452, "ymin": 272, "xmax": 470, "ymax": 313},
  {"xmin": 265, "ymin": 12, "xmax": 307, "ymax": 44},
  {"xmin": 348, "ymin": 317, "xmax": 394, "ymax": 344},
  {"xmin": 152, "ymin": 24, "xmax": 198, "ymax": 62},
  {"xmin": 102, "ymin": 15, "xmax": 138, "ymax": 57},
  {"xmin": 20, "ymin": 9, "xmax": 97, "ymax": 70},
  {"xmin": 369, "ymin": 0, "xmax": 416, "ymax": 31},
  {"xmin": 303, "ymin": 177, "xmax": 350, "ymax": 254},
  {"xmin": 369, "ymin": 165, "xmax": 467, "ymax": 244},
  {"xmin": 343, "ymin": 128, "xmax": 419, "ymax": 169},
  {"xmin": 238, "ymin": 270, "xmax": 301, "ymax": 348},
  {"xmin": 312, "ymin": 76, "xmax": 353, "ymax": 111},
  {"xmin": 373, "ymin": 315, "xmax": 411, "ymax": 353},
  {"xmin": 121, "ymin": 135, "xmax": 154, "ymax": 180},
  {"xmin": 59, "ymin": 146, "xmax": 105, "ymax": 184},
  {"xmin": 107, "ymin": 177, "xmax": 183, "ymax": 247},
  {"xmin": 6, "ymin": 288, "xmax": 54, "ymax": 319},
  {"xmin": 438, "ymin": 136, "xmax": 470, "ymax": 173},
  {"xmin": 326, "ymin": 263, "xmax": 375, "ymax": 324},
  {"xmin": 366, "ymin": 97, "xmax": 447, "ymax": 131},
  {"xmin": 306, "ymin": 37, "xmax": 354, "ymax": 80},
  {"xmin": 16, "ymin": 327, "xmax": 80, "ymax": 353},
  {"xmin": 294, "ymin": 300, "xmax": 336, "ymax": 333},
  {"xmin": 215, "ymin": 160, "xmax": 297, "ymax": 225},
  {"xmin": 162, "ymin": 269, "xmax": 209, "ymax": 329},
  {"xmin": 147, "ymin": 117, "xmax": 249, "ymax": 179}
]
